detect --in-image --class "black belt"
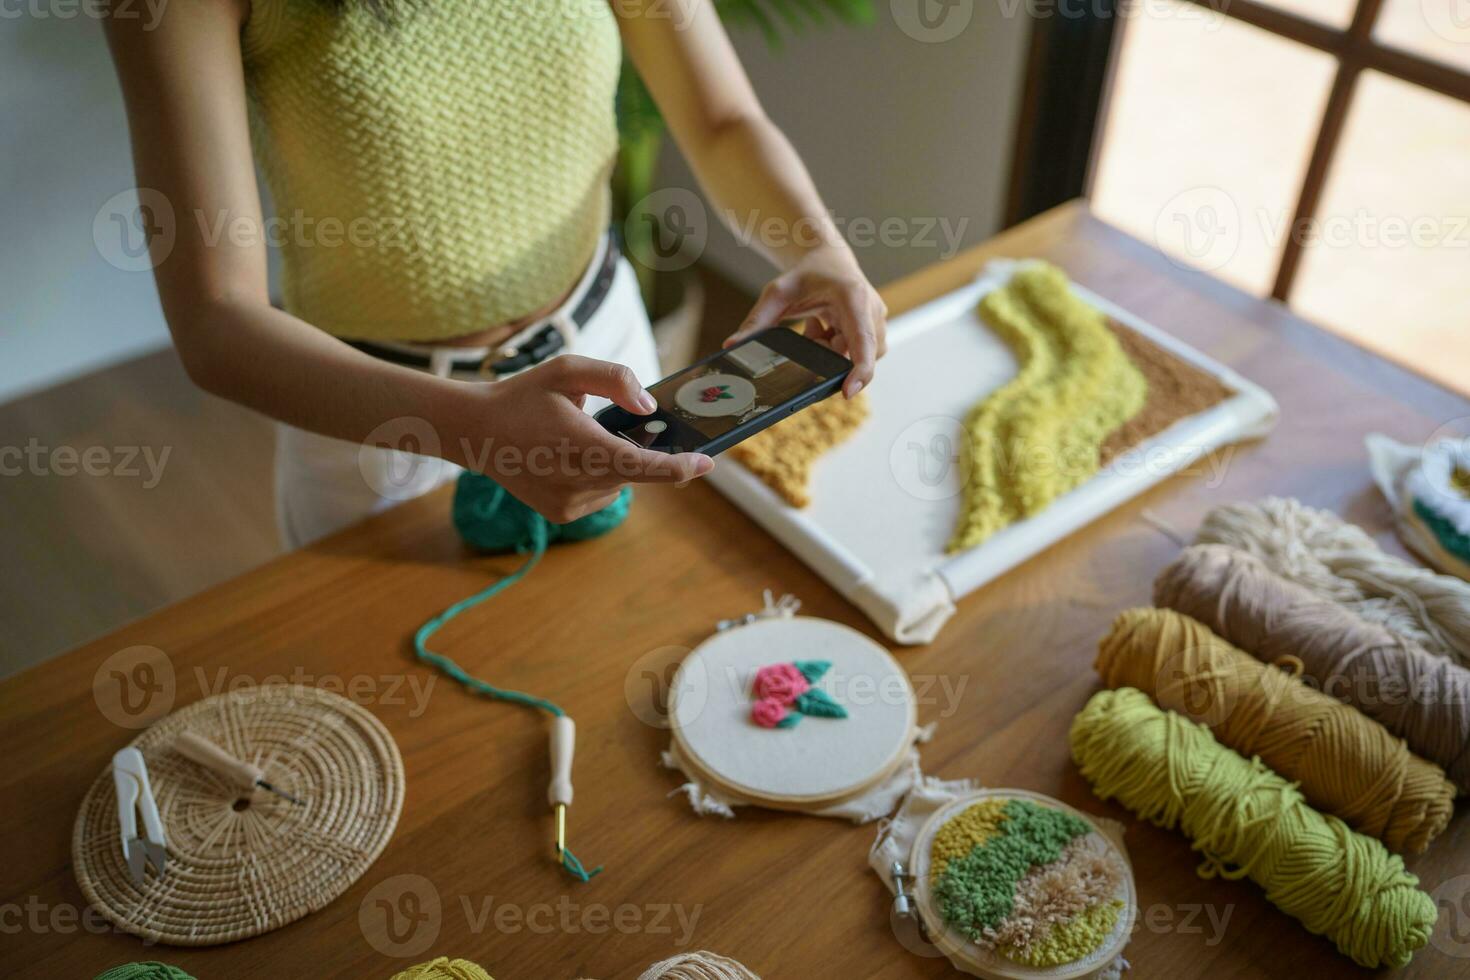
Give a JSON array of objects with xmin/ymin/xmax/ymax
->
[{"xmin": 346, "ymin": 235, "xmax": 621, "ymax": 377}]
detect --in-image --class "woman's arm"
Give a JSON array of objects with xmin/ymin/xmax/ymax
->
[
  {"xmin": 103, "ymin": 0, "xmax": 708, "ymax": 522},
  {"xmin": 617, "ymin": 0, "xmax": 887, "ymax": 397}
]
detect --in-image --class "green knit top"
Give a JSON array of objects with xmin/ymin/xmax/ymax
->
[{"xmin": 241, "ymin": 0, "xmax": 622, "ymax": 340}]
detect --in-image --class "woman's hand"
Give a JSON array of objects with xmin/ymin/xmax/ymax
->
[
  {"xmin": 443, "ymin": 355, "xmax": 713, "ymax": 523},
  {"xmin": 724, "ymin": 248, "xmax": 888, "ymax": 399}
]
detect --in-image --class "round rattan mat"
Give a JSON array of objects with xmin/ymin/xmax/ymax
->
[{"xmin": 74, "ymin": 685, "xmax": 405, "ymax": 945}]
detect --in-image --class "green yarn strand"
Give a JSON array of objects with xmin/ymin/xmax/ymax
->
[{"xmin": 411, "ymin": 474, "xmax": 631, "ymax": 883}]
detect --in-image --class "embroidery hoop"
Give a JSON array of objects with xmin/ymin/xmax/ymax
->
[
  {"xmin": 909, "ymin": 789, "xmax": 1136, "ymax": 980},
  {"xmin": 667, "ymin": 614, "xmax": 917, "ymax": 812}
]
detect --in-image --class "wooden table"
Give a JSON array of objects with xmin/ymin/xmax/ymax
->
[{"xmin": 5, "ymin": 201, "xmax": 1468, "ymax": 979}]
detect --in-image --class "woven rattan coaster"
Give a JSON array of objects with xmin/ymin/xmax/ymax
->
[{"xmin": 74, "ymin": 684, "xmax": 405, "ymax": 945}]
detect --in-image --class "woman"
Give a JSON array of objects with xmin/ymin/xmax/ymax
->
[{"xmin": 105, "ymin": 0, "xmax": 886, "ymax": 547}]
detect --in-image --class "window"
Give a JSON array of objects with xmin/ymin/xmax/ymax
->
[{"xmin": 1090, "ymin": 0, "xmax": 1470, "ymax": 395}]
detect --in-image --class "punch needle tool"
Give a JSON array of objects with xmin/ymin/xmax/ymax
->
[
  {"xmin": 174, "ymin": 730, "xmax": 305, "ymax": 805},
  {"xmin": 112, "ymin": 747, "xmax": 167, "ymax": 886}
]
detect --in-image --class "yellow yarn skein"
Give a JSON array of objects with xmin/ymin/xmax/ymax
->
[
  {"xmin": 1070, "ymin": 687, "xmax": 1436, "ymax": 969},
  {"xmin": 389, "ymin": 957, "xmax": 494, "ymax": 980},
  {"xmin": 1095, "ymin": 607, "xmax": 1454, "ymax": 853}
]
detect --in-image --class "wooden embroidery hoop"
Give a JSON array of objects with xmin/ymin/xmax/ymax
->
[
  {"xmin": 668, "ymin": 615, "xmax": 917, "ymax": 812},
  {"xmin": 909, "ymin": 789, "xmax": 1136, "ymax": 980}
]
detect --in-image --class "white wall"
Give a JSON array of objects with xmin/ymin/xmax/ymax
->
[
  {"xmin": 2, "ymin": 16, "xmax": 173, "ymax": 405},
  {"xmin": 659, "ymin": 6, "xmax": 1032, "ymax": 292},
  {"xmin": 0, "ymin": 5, "xmax": 1032, "ymax": 405}
]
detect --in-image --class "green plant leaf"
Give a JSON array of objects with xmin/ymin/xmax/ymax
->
[
  {"xmin": 795, "ymin": 660, "xmax": 831, "ymax": 684},
  {"xmin": 795, "ymin": 688, "xmax": 848, "ymax": 718}
]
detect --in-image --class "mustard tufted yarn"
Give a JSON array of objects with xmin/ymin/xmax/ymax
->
[
  {"xmin": 242, "ymin": 0, "xmax": 621, "ymax": 339},
  {"xmin": 389, "ymin": 957, "xmax": 494, "ymax": 980}
]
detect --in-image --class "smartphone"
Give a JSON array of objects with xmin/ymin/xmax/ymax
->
[{"xmin": 595, "ymin": 327, "xmax": 852, "ymax": 456}]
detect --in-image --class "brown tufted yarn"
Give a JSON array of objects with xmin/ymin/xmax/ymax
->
[
  {"xmin": 1095, "ymin": 607, "xmax": 1454, "ymax": 853},
  {"xmin": 1155, "ymin": 543, "xmax": 1470, "ymax": 792}
]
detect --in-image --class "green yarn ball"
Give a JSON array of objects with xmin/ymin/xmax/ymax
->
[
  {"xmin": 452, "ymin": 472, "xmax": 631, "ymax": 552},
  {"xmin": 94, "ymin": 964, "xmax": 196, "ymax": 980}
]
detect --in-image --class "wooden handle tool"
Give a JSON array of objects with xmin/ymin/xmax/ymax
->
[
  {"xmin": 174, "ymin": 731, "xmax": 305, "ymax": 805},
  {"xmin": 548, "ymin": 715, "xmax": 575, "ymax": 858}
]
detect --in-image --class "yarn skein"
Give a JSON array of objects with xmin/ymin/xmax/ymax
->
[
  {"xmin": 413, "ymin": 473, "xmax": 632, "ymax": 881},
  {"xmin": 1070, "ymin": 687, "xmax": 1436, "ymax": 969},
  {"xmin": 1155, "ymin": 542, "xmax": 1470, "ymax": 791},
  {"xmin": 1095, "ymin": 607, "xmax": 1454, "ymax": 853},
  {"xmin": 1197, "ymin": 496, "xmax": 1470, "ymax": 666},
  {"xmin": 390, "ymin": 957, "xmax": 495, "ymax": 980},
  {"xmin": 636, "ymin": 952, "xmax": 761, "ymax": 980},
  {"xmin": 94, "ymin": 966, "xmax": 195, "ymax": 980}
]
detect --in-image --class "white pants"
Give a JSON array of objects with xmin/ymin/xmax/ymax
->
[{"xmin": 274, "ymin": 246, "xmax": 661, "ymax": 550}]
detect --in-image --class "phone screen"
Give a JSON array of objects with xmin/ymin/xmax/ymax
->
[{"xmin": 650, "ymin": 337, "xmax": 826, "ymax": 444}]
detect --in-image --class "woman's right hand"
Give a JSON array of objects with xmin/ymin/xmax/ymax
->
[{"xmin": 445, "ymin": 355, "xmax": 713, "ymax": 523}]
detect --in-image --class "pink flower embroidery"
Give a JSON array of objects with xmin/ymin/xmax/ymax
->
[
  {"xmin": 753, "ymin": 663, "xmax": 809, "ymax": 705},
  {"xmin": 749, "ymin": 660, "xmax": 847, "ymax": 729},
  {"xmin": 751, "ymin": 697, "xmax": 789, "ymax": 729}
]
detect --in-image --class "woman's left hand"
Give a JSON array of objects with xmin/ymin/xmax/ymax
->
[{"xmin": 724, "ymin": 249, "xmax": 887, "ymax": 399}]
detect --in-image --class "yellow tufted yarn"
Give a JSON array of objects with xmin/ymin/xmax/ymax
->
[
  {"xmin": 1095, "ymin": 607, "xmax": 1454, "ymax": 854},
  {"xmin": 949, "ymin": 264, "xmax": 1147, "ymax": 552},
  {"xmin": 241, "ymin": 0, "xmax": 621, "ymax": 340},
  {"xmin": 1070, "ymin": 687, "xmax": 1436, "ymax": 969},
  {"xmin": 389, "ymin": 957, "xmax": 494, "ymax": 980},
  {"xmin": 928, "ymin": 797, "xmax": 1009, "ymax": 875}
]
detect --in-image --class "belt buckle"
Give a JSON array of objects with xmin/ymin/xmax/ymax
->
[{"xmin": 477, "ymin": 323, "xmax": 568, "ymax": 378}]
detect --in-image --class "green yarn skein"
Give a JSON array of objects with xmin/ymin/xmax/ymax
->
[
  {"xmin": 94, "ymin": 965, "xmax": 196, "ymax": 980},
  {"xmin": 452, "ymin": 472, "xmax": 631, "ymax": 551},
  {"xmin": 414, "ymin": 472, "xmax": 630, "ymax": 883}
]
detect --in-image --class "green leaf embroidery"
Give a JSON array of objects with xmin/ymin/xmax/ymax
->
[
  {"xmin": 795, "ymin": 688, "xmax": 848, "ymax": 719},
  {"xmin": 794, "ymin": 660, "xmax": 831, "ymax": 684},
  {"xmin": 775, "ymin": 712, "xmax": 801, "ymax": 728}
]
